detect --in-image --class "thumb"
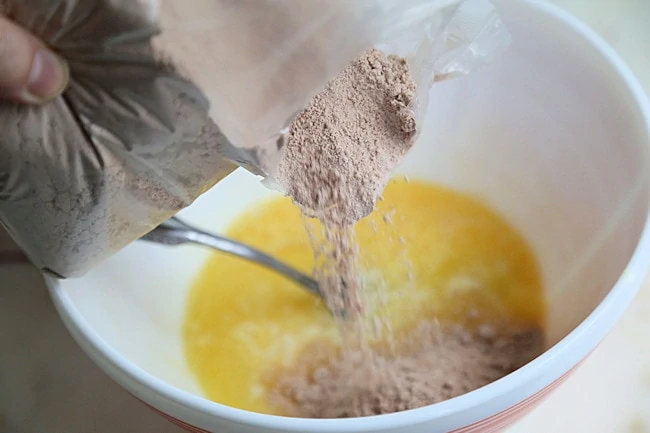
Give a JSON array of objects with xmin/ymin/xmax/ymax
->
[{"xmin": 0, "ymin": 16, "xmax": 69, "ymax": 104}]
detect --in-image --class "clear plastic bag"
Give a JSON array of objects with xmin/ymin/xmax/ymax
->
[
  {"xmin": 0, "ymin": 0, "xmax": 510, "ymax": 278},
  {"xmin": 155, "ymin": 0, "xmax": 511, "ymax": 177}
]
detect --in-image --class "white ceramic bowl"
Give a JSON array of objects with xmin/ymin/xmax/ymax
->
[{"xmin": 48, "ymin": 1, "xmax": 650, "ymax": 432}]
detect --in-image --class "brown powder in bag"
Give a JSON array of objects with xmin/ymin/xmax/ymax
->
[{"xmin": 277, "ymin": 47, "xmax": 416, "ymax": 226}]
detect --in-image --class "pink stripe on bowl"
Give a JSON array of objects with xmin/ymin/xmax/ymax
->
[{"xmin": 450, "ymin": 365, "xmax": 577, "ymax": 433}]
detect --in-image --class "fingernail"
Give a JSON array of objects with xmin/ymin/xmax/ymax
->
[{"xmin": 21, "ymin": 49, "xmax": 69, "ymax": 104}]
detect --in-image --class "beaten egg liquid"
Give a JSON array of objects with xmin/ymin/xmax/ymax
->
[{"xmin": 184, "ymin": 180, "xmax": 545, "ymax": 415}]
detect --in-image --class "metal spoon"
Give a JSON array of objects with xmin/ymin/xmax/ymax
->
[{"xmin": 140, "ymin": 217, "xmax": 321, "ymax": 298}]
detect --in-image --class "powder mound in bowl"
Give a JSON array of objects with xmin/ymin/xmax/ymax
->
[
  {"xmin": 276, "ymin": 48, "xmax": 417, "ymax": 226},
  {"xmin": 269, "ymin": 323, "xmax": 544, "ymax": 418}
]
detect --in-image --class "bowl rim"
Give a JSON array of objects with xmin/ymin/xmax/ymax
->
[{"xmin": 47, "ymin": 0, "xmax": 650, "ymax": 431}]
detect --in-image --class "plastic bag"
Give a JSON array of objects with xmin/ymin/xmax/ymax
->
[
  {"xmin": 0, "ymin": 0, "xmax": 510, "ymax": 278},
  {"xmin": 0, "ymin": 0, "xmax": 241, "ymax": 277},
  {"xmin": 155, "ymin": 0, "xmax": 511, "ymax": 177}
]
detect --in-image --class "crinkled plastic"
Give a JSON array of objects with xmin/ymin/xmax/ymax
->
[
  {"xmin": 0, "ymin": 0, "xmax": 510, "ymax": 278},
  {"xmin": 0, "ymin": 0, "xmax": 241, "ymax": 277}
]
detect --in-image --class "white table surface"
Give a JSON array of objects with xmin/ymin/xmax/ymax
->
[{"xmin": 2, "ymin": 1, "xmax": 650, "ymax": 432}]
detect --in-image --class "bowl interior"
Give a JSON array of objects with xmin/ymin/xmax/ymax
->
[{"xmin": 55, "ymin": 0, "xmax": 650, "ymax": 405}]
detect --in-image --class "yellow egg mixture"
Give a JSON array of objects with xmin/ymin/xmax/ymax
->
[{"xmin": 184, "ymin": 179, "xmax": 545, "ymax": 415}]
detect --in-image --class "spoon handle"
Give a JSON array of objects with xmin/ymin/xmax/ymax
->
[{"xmin": 141, "ymin": 221, "xmax": 321, "ymax": 297}]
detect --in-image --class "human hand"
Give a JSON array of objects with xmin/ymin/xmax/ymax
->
[{"xmin": 0, "ymin": 15, "xmax": 69, "ymax": 104}]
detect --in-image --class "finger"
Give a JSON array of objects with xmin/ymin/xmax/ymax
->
[{"xmin": 0, "ymin": 16, "xmax": 69, "ymax": 104}]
